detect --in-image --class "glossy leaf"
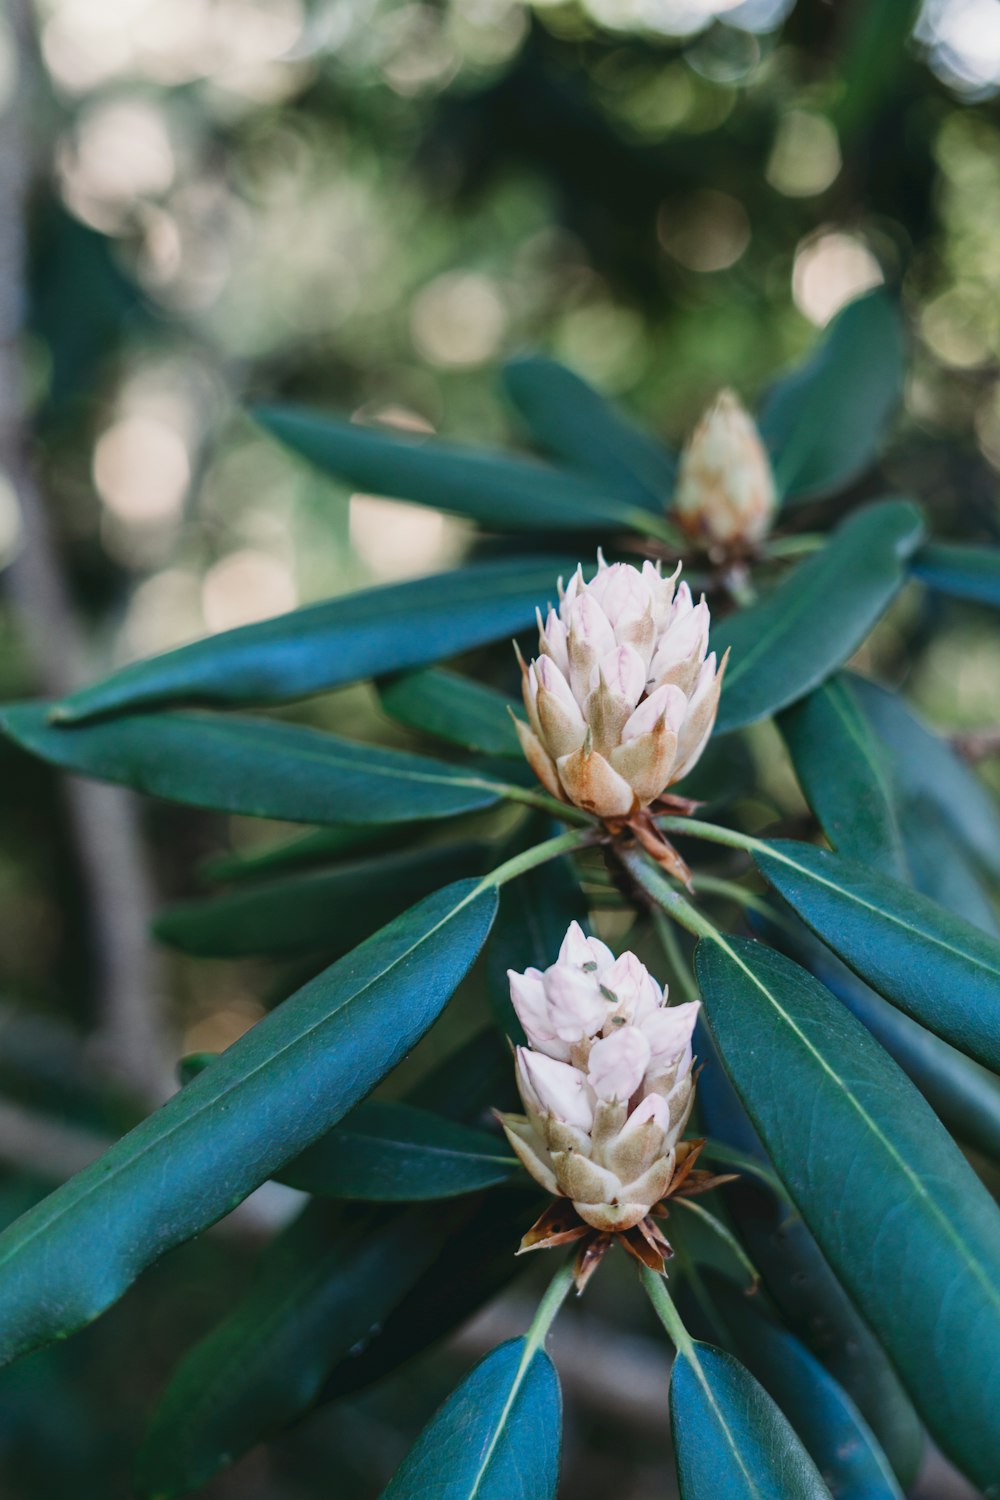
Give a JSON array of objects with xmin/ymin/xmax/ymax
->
[
  {"xmin": 155, "ymin": 841, "xmax": 488, "ymax": 957},
  {"xmin": 911, "ymin": 542, "xmax": 1000, "ymax": 606},
  {"xmin": 695, "ymin": 1023, "xmax": 923, "ymax": 1486},
  {"xmin": 0, "ymin": 879, "xmax": 497, "ymax": 1367},
  {"xmin": 50, "ymin": 556, "xmax": 573, "ymax": 723},
  {"xmin": 379, "ymin": 669, "xmax": 522, "ymax": 757},
  {"xmin": 850, "ymin": 674, "xmax": 1000, "ymax": 881},
  {"xmin": 502, "ymin": 354, "xmax": 676, "ymax": 504},
  {"xmin": 710, "ymin": 1281, "xmax": 904, "ymax": 1500},
  {"xmin": 380, "ymin": 1337, "xmax": 561, "ymax": 1500},
  {"xmin": 755, "ymin": 838, "xmax": 1000, "ymax": 1071},
  {"xmin": 671, "ymin": 1341, "xmax": 830, "ymax": 1499},
  {"xmin": 758, "ymin": 291, "xmax": 905, "ymax": 503},
  {"xmin": 255, "ymin": 403, "xmax": 655, "ymax": 534},
  {"xmin": 713, "ymin": 500, "xmax": 924, "ymax": 735},
  {"xmin": 697, "ymin": 936, "xmax": 1000, "ymax": 1491},
  {"xmin": 0, "ymin": 704, "xmax": 515, "ymax": 826},
  {"xmin": 778, "ymin": 676, "xmax": 905, "ymax": 877},
  {"xmin": 136, "ymin": 1201, "xmax": 455, "ymax": 1499}
]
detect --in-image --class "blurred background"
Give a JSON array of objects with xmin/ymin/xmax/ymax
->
[{"xmin": 0, "ymin": 0, "xmax": 999, "ymax": 1495}]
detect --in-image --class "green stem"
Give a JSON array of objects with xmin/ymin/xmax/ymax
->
[
  {"xmin": 499, "ymin": 783, "xmax": 595, "ymax": 827},
  {"xmin": 692, "ymin": 874, "xmax": 776, "ymax": 920},
  {"xmin": 621, "ymin": 847, "xmax": 721, "ymax": 942},
  {"xmin": 524, "ymin": 1259, "xmax": 577, "ymax": 1353},
  {"xmin": 674, "ymin": 1198, "xmax": 759, "ymax": 1291},
  {"xmin": 762, "ymin": 532, "xmax": 825, "ymax": 559},
  {"xmin": 651, "ymin": 908, "xmax": 700, "ymax": 1003},
  {"xmin": 641, "ymin": 1264, "xmax": 696, "ymax": 1357},
  {"xmin": 656, "ymin": 816, "xmax": 764, "ymax": 855},
  {"xmin": 482, "ymin": 826, "xmax": 599, "ymax": 891}
]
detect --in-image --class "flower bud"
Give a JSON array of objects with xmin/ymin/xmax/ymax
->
[
  {"xmin": 674, "ymin": 389, "xmax": 776, "ymax": 549},
  {"xmin": 497, "ymin": 932, "xmax": 700, "ymax": 1234},
  {"xmin": 515, "ymin": 555, "xmax": 727, "ymax": 821}
]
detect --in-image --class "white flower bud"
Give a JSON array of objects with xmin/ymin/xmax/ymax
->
[
  {"xmin": 519, "ymin": 555, "xmax": 727, "ymax": 820},
  {"xmin": 675, "ymin": 389, "xmax": 777, "ymax": 549},
  {"xmin": 498, "ymin": 934, "xmax": 700, "ymax": 1233}
]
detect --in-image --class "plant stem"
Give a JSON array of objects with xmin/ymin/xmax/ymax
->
[
  {"xmin": 499, "ymin": 783, "xmax": 596, "ymax": 827},
  {"xmin": 621, "ymin": 848, "xmax": 721, "ymax": 942},
  {"xmin": 483, "ymin": 826, "xmax": 600, "ymax": 890},
  {"xmin": 524, "ymin": 1259, "xmax": 577, "ymax": 1353},
  {"xmin": 674, "ymin": 1198, "xmax": 759, "ymax": 1291},
  {"xmin": 762, "ymin": 533, "xmax": 825, "ymax": 559},
  {"xmin": 640, "ymin": 1265, "xmax": 696, "ymax": 1357},
  {"xmin": 692, "ymin": 874, "xmax": 776, "ymax": 920},
  {"xmin": 651, "ymin": 908, "xmax": 700, "ymax": 1003},
  {"xmin": 656, "ymin": 816, "xmax": 764, "ymax": 855}
]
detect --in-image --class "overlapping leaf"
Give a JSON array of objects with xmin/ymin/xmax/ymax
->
[
  {"xmin": 712, "ymin": 500, "xmax": 924, "ymax": 734},
  {"xmin": 378, "ymin": 669, "xmax": 522, "ymax": 757},
  {"xmin": 0, "ymin": 880, "xmax": 496, "ymax": 1366},
  {"xmin": 50, "ymin": 556, "xmax": 573, "ymax": 723},
  {"xmin": 911, "ymin": 542, "xmax": 1000, "ymax": 607},
  {"xmin": 697, "ymin": 936, "xmax": 1000, "ymax": 1491}
]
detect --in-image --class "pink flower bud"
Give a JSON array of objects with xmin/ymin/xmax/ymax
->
[{"xmin": 675, "ymin": 389, "xmax": 777, "ymax": 549}]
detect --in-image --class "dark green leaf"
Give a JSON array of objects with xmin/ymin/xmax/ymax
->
[
  {"xmin": 695, "ymin": 1023, "xmax": 923, "ymax": 1486},
  {"xmin": 278, "ymin": 1100, "xmax": 516, "ymax": 1200},
  {"xmin": 0, "ymin": 879, "xmax": 496, "ymax": 1366},
  {"xmin": 697, "ymin": 936, "xmax": 1000, "ymax": 1492},
  {"xmin": 911, "ymin": 542, "xmax": 1000, "ymax": 606},
  {"xmin": 850, "ymin": 674, "xmax": 1000, "ymax": 882},
  {"xmin": 155, "ymin": 842, "xmax": 488, "ymax": 957},
  {"xmin": 50, "ymin": 556, "xmax": 573, "ymax": 723},
  {"xmin": 378, "ymin": 669, "xmax": 523, "ymax": 757},
  {"xmin": 0, "ymin": 704, "xmax": 514, "ymax": 826},
  {"xmin": 380, "ymin": 1336, "xmax": 561, "ymax": 1500},
  {"xmin": 893, "ymin": 794, "xmax": 1000, "ymax": 936},
  {"xmin": 502, "ymin": 354, "xmax": 676, "ymax": 505},
  {"xmin": 713, "ymin": 501, "xmax": 924, "ymax": 734},
  {"xmin": 778, "ymin": 677, "xmax": 905, "ymax": 877},
  {"xmin": 671, "ymin": 1341, "xmax": 829, "ymax": 1498},
  {"xmin": 136, "ymin": 1201, "xmax": 455, "ymax": 1499},
  {"xmin": 758, "ymin": 292, "xmax": 905, "ymax": 503},
  {"xmin": 709, "ymin": 1280, "xmax": 904, "ymax": 1500},
  {"xmin": 755, "ymin": 838, "xmax": 1000, "ymax": 1071},
  {"xmin": 201, "ymin": 824, "xmax": 408, "ymax": 885},
  {"xmin": 255, "ymin": 403, "xmax": 655, "ymax": 534}
]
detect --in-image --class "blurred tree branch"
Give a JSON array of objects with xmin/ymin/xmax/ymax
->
[{"xmin": 0, "ymin": 0, "xmax": 171, "ymax": 1102}]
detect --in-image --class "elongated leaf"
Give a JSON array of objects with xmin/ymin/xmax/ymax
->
[
  {"xmin": 201, "ymin": 823, "xmax": 409, "ymax": 885},
  {"xmin": 911, "ymin": 542, "xmax": 1000, "ymax": 606},
  {"xmin": 755, "ymin": 839, "xmax": 1000, "ymax": 1071},
  {"xmin": 279, "ymin": 1100, "xmax": 516, "ymax": 1200},
  {"xmin": 850, "ymin": 674, "xmax": 1000, "ymax": 881},
  {"xmin": 695, "ymin": 1023, "xmax": 923, "ymax": 1486},
  {"xmin": 255, "ymin": 403, "xmax": 654, "ymax": 534},
  {"xmin": 710, "ymin": 1281, "xmax": 904, "ymax": 1500},
  {"xmin": 895, "ymin": 794, "xmax": 1000, "ymax": 936},
  {"xmin": 671, "ymin": 1341, "xmax": 830, "ymax": 1498},
  {"xmin": 502, "ymin": 354, "xmax": 676, "ymax": 504},
  {"xmin": 778, "ymin": 676, "xmax": 905, "ymax": 877},
  {"xmin": 697, "ymin": 936, "xmax": 1000, "ymax": 1491},
  {"xmin": 136, "ymin": 1201, "xmax": 456, "ymax": 1499},
  {"xmin": 713, "ymin": 500, "xmax": 924, "ymax": 735},
  {"xmin": 778, "ymin": 920, "xmax": 1000, "ymax": 1166},
  {"xmin": 50, "ymin": 556, "xmax": 571, "ymax": 723},
  {"xmin": 0, "ymin": 704, "xmax": 515, "ymax": 826},
  {"xmin": 759, "ymin": 291, "xmax": 905, "ymax": 503},
  {"xmin": 0, "ymin": 880, "xmax": 496, "ymax": 1366},
  {"xmin": 381, "ymin": 1336, "xmax": 561, "ymax": 1500},
  {"xmin": 155, "ymin": 842, "xmax": 488, "ymax": 958},
  {"xmin": 379, "ymin": 669, "xmax": 522, "ymax": 757}
]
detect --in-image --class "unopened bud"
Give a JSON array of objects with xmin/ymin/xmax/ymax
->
[{"xmin": 674, "ymin": 389, "xmax": 776, "ymax": 549}]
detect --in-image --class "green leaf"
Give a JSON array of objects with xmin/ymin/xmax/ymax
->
[
  {"xmin": 0, "ymin": 704, "xmax": 515, "ymax": 827},
  {"xmin": 758, "ymin": 292, "xmax": 905, "ymax": 503},
  {"xmin": 50, "ymin": 556, "xmax": 572, "ymax": 723},
  {"xmin": 755, "ymin": 839, "xmax": 1000, "ymax": 1071},
  {"xmin": 201, "ymin": 824, "xmax": 408, "ymax": 885},
  {"xmin": 911, "ymin": 542, "xmax": 1000, "ymax": 606},
  {"xmin": 136, "ymin": 1201, "xmax": 456, "ymax": 1499},
  {"xmin": 778, "ymin": 676, "xmax": 906, "ymax": 877},
  {"xmin": 255, "ymin": 403, "xmax": 657, "ymax": 534},
  {"xmin": 709, "ymin": 1280, "xmax": 904, "ymax": 1500},
  {"xmin": 155, "ymin": 841, "xmax": 488, "ymax": 957},
  {"xmin": 277, "ymin": 1100, "xmax": 517, "ymax": 1200},
  {"xmin": 696, "ymin": 936, "xmax": 1000, "ymax": 1492},
  {"xmin": 502, "ymin": 354, "xmax": 676, "ymax": 505},
  {"xmin": 713, "ymin": 500, "xmax": 924, "ymax": 735},
  {"xmin": 0, "ymin": 879, "xmax": 497, "ymax": 1367},
  {"xmin": 670, "ymin": 1342, "xmax": 830, "ymax": 1499},
  {"xmin": 695, "ymin": 1024, "xmax": 923, "ymax": 1487},
  {"xmin": 378, "ymin": 669, "xmax": 523, "ymax": 757},
  {"xmin": 380, "ymin": 1336, "xmax": 561, "ymax": 1500},
  {"xmin": 850, "ymin": 674, "xmax": 1000, "ymax": 882}
]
